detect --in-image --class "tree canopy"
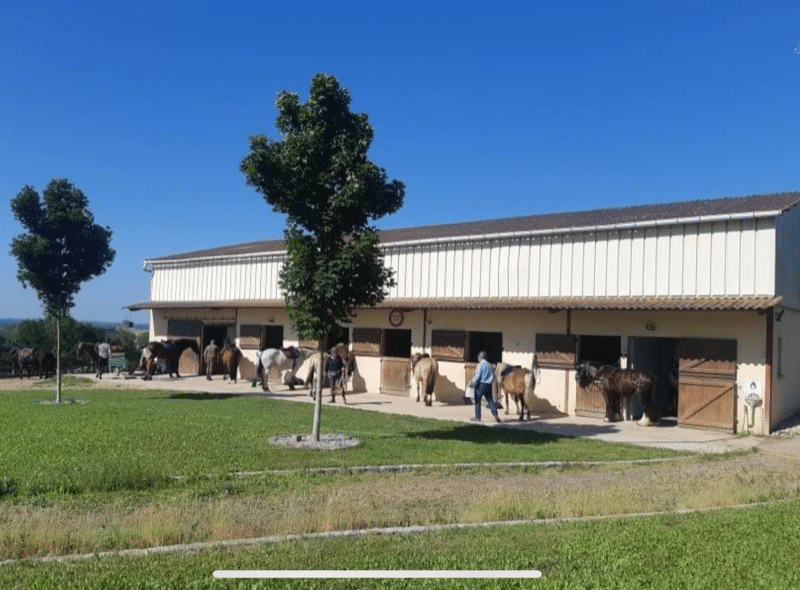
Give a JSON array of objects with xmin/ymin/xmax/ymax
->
[
  {"xmin": 10, "ymin": 178, "xmax": 115, "ymax": 401},
  {"xmin": 11, "ymin": 179, "xmax": 115, "ymax": 317},
  {"xmin": 240, "ymin": 73, "xmax": 405, "ymax": 340}
]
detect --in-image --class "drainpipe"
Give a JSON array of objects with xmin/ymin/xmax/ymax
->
[
  {"xmin": 765, "ymin": 307, "xmax": 774, "ymax": 434},
  {"xmin": 423, "ymin": 309, "xmax": 428, "ymax": 352}
]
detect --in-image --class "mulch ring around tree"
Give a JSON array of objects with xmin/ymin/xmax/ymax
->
[{"xmin": 269, "ymin": 433, "xmax": 361, "ymax": 450}]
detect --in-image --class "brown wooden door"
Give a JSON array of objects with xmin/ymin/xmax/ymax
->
[
  {"xmin": 576, "ymin": 381, "xmax": 606, "ymax": 419},
  {"xmin": 678, "ymin": 338, "xmax": 737, "ymax": 432},
  {"xmin": 380, "ymin": 357, "xmax": 410, "ymax": 396}
]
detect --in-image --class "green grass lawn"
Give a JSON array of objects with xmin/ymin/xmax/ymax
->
[
  {"xmin": 0, "ymin": 387, "xmax": 683, "ymax": 498},
  {"xmin": 3, "ymin": 499, "xmax": 799, "ymax": 589}
]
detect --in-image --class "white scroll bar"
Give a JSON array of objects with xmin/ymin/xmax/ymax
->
[{"xmin": 213, "ymin": 570, "xmax": 542, "ymax": 579}]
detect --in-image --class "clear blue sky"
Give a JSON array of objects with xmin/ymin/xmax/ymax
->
[{"xmin": 2, "ymin": 1, "xmax": 799, "ymax": 325}]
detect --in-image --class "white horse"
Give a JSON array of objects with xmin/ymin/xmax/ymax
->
[{"xmin": 255, "ymin": 346, "xmax": 317, "ymax": 392}]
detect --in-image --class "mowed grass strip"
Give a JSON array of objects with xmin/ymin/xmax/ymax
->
[
  {"xmin": 3, "ymin": 452, "xmax": 799, "ymax": 560},
  {"xmin": 3, "ymin": 500, "xmax": 800, "ymax": 590},
  {"xmin": 0, "ymin": 387, "xmax": 682, "ymax": 496}
]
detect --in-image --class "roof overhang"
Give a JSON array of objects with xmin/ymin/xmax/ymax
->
[
  {"xmin": 127, "ymin": 296, "xmax": 783, "ymax": 313},
  {"xmin": 125, "ymin": 299, "xmax": 286, "ymax": 311}
]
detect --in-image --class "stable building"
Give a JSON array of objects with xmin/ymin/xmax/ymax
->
[{"xmin": 127, "ymin": 192, "xmax": 800, "ymax": 435}]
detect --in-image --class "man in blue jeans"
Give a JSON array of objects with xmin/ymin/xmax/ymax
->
[{"xmin": 469, "ymin": 351, "xmax": 501, "ymax": 423}]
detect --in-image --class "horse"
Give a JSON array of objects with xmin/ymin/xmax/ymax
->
[
  {"xmin": 255, "ymin": 346, "xmax": 317, "ymax": 392},
  {"xmin": 141, "ymin": 339, "xmax": 200, "ymax": 380},
  {"xmin": 575, "ymin": 361, "xmax": 657, "ymax": 426},
  {"xmin": 494, "ymin": 360, "xmax": 537, "ymax": 421},
  {"xmin": 220, "ymin": 344, "xmax": 243, "ymax": 383},
  {"xmin": 410, "ymin": 352, "xmax": 438, "ymax": 406},
  {"xmin": 13, "ymin": 347, "xmax": 40, "ymax": 379},
  {"xmin": 306, "ymin": 344, "xmax": 357, "ymax": 403},
  {"xmin": 35, "ymin": 350, "xmax": 55, "ymax": 379},
  {"xmin": 77, "ymin": 342, "xmax": 99, "ymax": 373},
  {"xmin": 8, "ymin": 347, "xmax": 20, "ymax": 377},
  {"xmin": 77, "ymin": 342, "xmax": 124, "ymax": 374}
]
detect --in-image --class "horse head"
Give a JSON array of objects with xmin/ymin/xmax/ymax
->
[{"xmin": 575, "ymin": 360, "xmax": 601, "ymax": 387}]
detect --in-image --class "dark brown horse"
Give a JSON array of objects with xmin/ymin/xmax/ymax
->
[
  {"xmin": 576, "ymin": 361, "xmax": 657, "ymax": 425},
  {"xmin": 141, "ymin": 339, "xmax": 200, "ymax": 380},
  {"xmin": 77, "ymin": 342, "xmax": 99, "ymax": 372},
  {"xmin": 220, "ymin": 344, "xmax": 243, "ymax": 383}
]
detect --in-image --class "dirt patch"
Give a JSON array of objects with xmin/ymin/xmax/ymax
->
[{"xmin": 270, "ymin": 433, "xmax": 361, "ymax": 450}]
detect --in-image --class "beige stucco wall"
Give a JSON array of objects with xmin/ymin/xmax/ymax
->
[
  {"xmin": 348, "ymin": 307, "xmax": 770, "ymax": 434},
  {"xmin": 147, "ymin": 305, "xmax": 773, "ymax": 434},
  {"xmin": 772, "ymin": 307, "xmax": 800, "ymax": 431}
]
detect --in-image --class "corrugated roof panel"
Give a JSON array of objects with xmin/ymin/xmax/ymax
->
[
  {"xmin": 148, "ymin": 191, "xmax": 800, "ymax": 262},
  {"xmin": 127, "ymin": 296, "xmax": 782, "ymax": 312}
]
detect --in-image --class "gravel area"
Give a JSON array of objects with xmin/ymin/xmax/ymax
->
[{"xmin": 269, "ymin": 433, "xmax": 361, "ymax": 450}]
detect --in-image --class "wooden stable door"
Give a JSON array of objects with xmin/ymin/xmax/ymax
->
[
  {"xmin": 380, "ymin": 357, "xmax": 410, "ymax": 396},
  {"xmin": 678, "ymin": 338, "xmax": 737, "ymax": 432}
]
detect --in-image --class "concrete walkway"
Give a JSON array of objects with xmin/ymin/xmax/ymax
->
[{"xmin": 107, "ymin": 373, "xmax": 774, "ymax": 455}]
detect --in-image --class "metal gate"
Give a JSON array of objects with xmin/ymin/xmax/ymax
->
[
  {"xmin": 380, "ymin": 357, "xmax": 410, "ymax": 396},
  {"xmin": 678, "ymin": 338, "xmax": 737, "ymax": 432}
]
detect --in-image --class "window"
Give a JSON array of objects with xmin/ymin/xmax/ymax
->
[
  {"xmin": 466, "ymin": 331, "xmax": 502, "ymax": 363},
  {"xmin": 352, "ymin": 328, "xmax": 381, "ymax": 356},
  {"xmin": 239, "ymin": 324, "xmax": 284, "ymax": 350},
  {"xmin": 535, "ymin": 333, "xmax": 577, "ymax": 369},
  {"xmin": 431, "ymin": 330, "xmax": 466, "ymax": 361}
]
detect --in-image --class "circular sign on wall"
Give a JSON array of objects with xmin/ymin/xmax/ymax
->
[{"xmin": 389, "ymin": 309, "xmax": 404, "ymax": 327}]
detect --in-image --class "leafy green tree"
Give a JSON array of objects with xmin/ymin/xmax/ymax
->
[
  {"xmin": 241, "ymin": 73, "xmax": 405, "ymax": 439},
  {"xmin": 10, "ymin": 179, "xmax": 115, "ymax": 401}
]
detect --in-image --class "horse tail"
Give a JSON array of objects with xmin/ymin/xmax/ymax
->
[
  {"xmin": 426, "ymin": 359, "xmax": 438, "ymax": 396},
  {"xmin": 256, "ymin": 352, "xmax": 264, "ymax": 379}
]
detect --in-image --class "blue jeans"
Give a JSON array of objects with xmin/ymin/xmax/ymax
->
[{"xmin": 474, "ymin": 382, "xmax": 498, "ymax": 420}]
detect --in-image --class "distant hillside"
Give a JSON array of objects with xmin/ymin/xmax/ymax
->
[{"xmin": 0, "ymin": 318, "xmax": 149, "ymax": 332}]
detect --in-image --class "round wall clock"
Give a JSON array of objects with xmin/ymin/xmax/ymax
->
[{"xmin": 389, "ymin": 309, "xmax": 404, "ymax": 327}]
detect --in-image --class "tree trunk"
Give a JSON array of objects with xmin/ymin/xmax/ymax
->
[
  {"xmin": 56, "ymin": 313, "xmax": 62, "ymax": 404},
  {"xmin": 312, "ymin": 346, "xmax": 324, "ymax": 440}
]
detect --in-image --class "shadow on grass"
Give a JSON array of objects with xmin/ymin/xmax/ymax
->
[
  {"xmin": 166, "ymin": 392, "xmax": 252, "ymax": 401},
  {"xmin": 408, "ymin": 420, "xmax": 626, "ymax": 445}
]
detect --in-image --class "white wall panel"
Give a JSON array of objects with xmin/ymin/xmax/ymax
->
[
  {"xmin": 668, "ymin": 226, "xmax": 683, "ymax": 296},
  {"xmin": 148, "ymin": 216, "xmax": 781, "ymax": 304},
  {"xmin": 696, "ymin": 224, "xmax": 712, "ymax": 295},
  {"xmin": 630, "ymin": 228, "xmax": 645, "ymax": 296},
  {"xmin": 725, "ymin": 220, "xmax": 741, "ymax": 296}
]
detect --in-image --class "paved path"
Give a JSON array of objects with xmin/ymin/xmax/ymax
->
[{"xmin": 106, "ymin": 373, "xmax": 788, "ymax": 455}]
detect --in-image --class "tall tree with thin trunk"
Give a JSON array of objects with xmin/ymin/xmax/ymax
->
[
  {"xmin": 10, "ymin": 179, "xmax": 115, "ymax": 402},
  {"xmin": 241, "ymin": 73, "xmax": 405, "ymax": 440}
]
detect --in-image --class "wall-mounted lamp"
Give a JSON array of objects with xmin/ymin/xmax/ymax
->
[
  {"xmin": 776, "ymin": 308, "xmax": 785, "ymax": 322},
  {"xmin": 267, "ymin": 317, "xmax": 275, "ymax": 323},
  {"xmin": 645, "ymin": 323, "xmax": 656, "ymax": 332}
]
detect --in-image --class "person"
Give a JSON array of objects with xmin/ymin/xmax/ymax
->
[
  {"xmin": 204, "ymin": 339, "xmax": 219, "ymax": 380},
  {"xmin": 326, "ymin": 347, "xmax": 345, "ymax": 403},
  {"xmin": 96, "ymin": 340, "xmax": 111, "ymax": 379},
  {"xmin": 469, "ymin": 351, "xmax": 501, "ymax": 423}
]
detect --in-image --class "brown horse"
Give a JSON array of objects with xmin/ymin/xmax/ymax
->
[
  {"xmin": 576, "ymin": 361, "xmax": 657, "ymax": 425},
  {"xmin": 220, "ymin": 344, "xmax": 243, "ymax": 383},
  {"xmin": 494, "ymin": 361, "xmax": 537, "ymax": 421},
  {"xmin": 141, "ymin": 339, "xmax": 200, "ymax": 380},
  {"xmin": 411, "ymin": 352, "xmax": 438, "ymax": 406},
  {"xmin": 77, "ymin": 342, "xmax": 99, "ymax": 372}
]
